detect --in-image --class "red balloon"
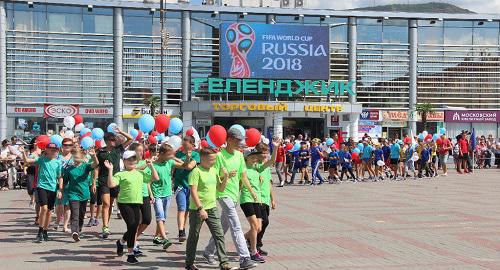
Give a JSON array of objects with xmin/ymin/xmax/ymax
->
[
  {"xmin": 74, "ymin": 115, "xmax": 83, "ymax": 125},
  {"xmin": 436, "ymin": 138, "xmax": 442, "ymax": 145},
  {"xmin": 148, "ymin": 135, "xmax": 157, "ymax": 144},
  {"xmin": 150, "ymin": 131, "xmax": 158, "ymax": 137},
  {"xmin": 200, "ymin": 139, "xmax": 209, "ymax": 148},
  {"xmin": 425, "ymin": 134, "xmax": 433, "ymax": 140},
  {"xmin": 95, "ymin": 140, "xmax": 103, "ymax": 148},
  {"xmin": 144, "ymin": 150, "xmax": 151, "ymax": 159},
  {"xmin": 186, "ymin": 128, "xmax": 194, "ymax": 137},
  {"xmin": 136, "ymin": 130, "xmax": 143, "ymax": 140},
  {"xmin": 208, "ymin": 125, "xmax": 227, "ymax": 147},
  {"xmin": 154, "ymin": 114, "xmax": 170, "ymax": 133},
  {"xmin": 81, "ymin": 132, "xmax": 91, "ymax": 139},
  {"xmin": 285, "ymin": 143, "xmax": 293, "ymax": 151},
  {"xmin": 35, "ymin": 135, "xmax": 50, "ymax": 150},
  {"xmin": 245, "ymin": 128, "xmax": 261, "ymax": 147}
]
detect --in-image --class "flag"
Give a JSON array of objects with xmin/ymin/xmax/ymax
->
[
  {"xmin": 336, "ymin": 129, "xmax": 344, "ymax": 149},
  {"xmin": 410, "ymin": 129, "xmax": 417, "ymax": 149},
  {"xmin": 471, "ymin": 128, "xmax": 476, "ymax": 150}
]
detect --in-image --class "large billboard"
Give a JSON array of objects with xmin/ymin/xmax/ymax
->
[{"xmin": 219, "ymin": 23, "xmax": 330, "ymax": 80}]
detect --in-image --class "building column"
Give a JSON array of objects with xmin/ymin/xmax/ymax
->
[
  {"xmin": 113, "ymin": 8, "xmax": 124, "ymax": 128},
  {"xmin": 273, "ymin": 113, "xmax": 283, "ymax": 139},
  {"xmin": 408, "ymin": 19, "xmax": 418, "ymax": 135},
  {"xmin": 0, "ymin": 1, "xmax": 7, "ymax": 140},
  {"xmin": 348, "ymin": 17, "xmax": 359, "ymax": 140},
  {"xmin": 181, "ymin": 10, "xmax": 192, "ymax": 131}
]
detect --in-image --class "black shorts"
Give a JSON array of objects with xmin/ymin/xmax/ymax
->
[
  {"xmin": 27, "ymin": 175, "xmax": 35, "ymax": 196},
  {"xmin": 97, "ymin": 185, "xmax": 120, "ymax": 204},
  {"xmin": 461, "ymin": 153, "xmax": 469, "ymax": 160},
  {"xmin": 37, "ymin": 188, "xmax": 56, "ymax": 210},
  {"xmin": 140, "ymin": 196, "xmax": 152, "ymax": 226},
  {"xmin": 390, "ymin": 158, "xmax": 399, "ymax": 165},
  {"xmin": 89, "ymin": 187, "xmax": 97, "ymax": 205},
  {"xmin": 240, "ymin": 203, "xmax": 262, "ymax": 218},
  {"xmin": 329, "ymin": 165, "xmax": 338, "ymax": 171}
]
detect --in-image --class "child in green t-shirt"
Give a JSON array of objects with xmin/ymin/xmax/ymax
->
[
  {"xmin": 104, "ymin": 150, "xmax": 159, "ymax": 265},
  {"xmin": 63, "ymin": 148, "xmax": 99, "ymax": 242},
  {"xmin": 185, "ymin": 147, "xmax": 236, "ymax": 270}
]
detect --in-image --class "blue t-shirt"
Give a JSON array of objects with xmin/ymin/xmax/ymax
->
[
  {"xmin": 310, "ymin": 146, "xmax": 322, "ymax": 161},
  {"xmin": 328, "ymin": 151, "xmax": 339, "ymax": 166},
  {"xmin": 405, "ymin": 147, "xmax": 414, "ymax": 161},
  {"xmin": 382, "ymin": 145, "xmax": 391, "ymax": 160},
  {"xmin": 374, "ymin": 149, "xmax": 384, "ymax": 161},
  {"xmin": 342, "ymin": 152, "xmax": 352, "ymax": 169},
  {"xmin": 338, "ymin": 150, "xmax": 346, "ymax": 164},
  {"xmin": 421, "ymin": 148, "xmax": 430, "ymax": 163},
  {"xmin": 390, "ymin": 143, "xmax": 401, "ymax": 159},
  {"xmin": 362, "ymin": 145, "xmax": 373, "ymax": 159},
  {"xmin": 298, "ymin": 149, "xmax": 310, "ymax": 165}
]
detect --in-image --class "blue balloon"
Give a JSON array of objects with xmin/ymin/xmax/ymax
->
[
  {"xmin": 229, "ymin": 124, "xmax": 246, "ymax": 138},
  {"xmin": 169, "ymin": 118, "xmax": 183, "ymax": 135},
  {"xmin": 357, "ymin": 143, "xmax": 364, "ymax": 151},
  {"xmin": 80, "ymin": 127, "xmax": 91, "ymax": 135},
  {"xmin": 129, "ymin": 129, "xmax": 139, "ymax": 139},
  {"xmin": 206, "ymin": 133, "xmax": 217, "ymax": 148},
  {"xmin": 326, "ymin": 138, "xmax": 334, "ymax": 146},
  {"xmin": 107, "ymin": 123, "xmax": 117, "ymax": 134},
  {"xmin": 439, "ymin": 127, "xmax": 446, "ymax": 135},
  {"xmin": 418, "ymin": 133, "xmax": 425, "ymax": 140},
  {"xmin": 156, "ymin": 133, "xmax": 166, "ymax": 142},
  {"xmin": 80, "ymin": 136, "xmax": 94, "ymax": 150},
  {"xmin": 432, "ymin": 134, "xmax": 440, "ymax": 141},
  {"xmin": 353, "ymin": 148, "xmax": 360, "ymax": 154},
  {"xmin": 50, "ymin": 135, "xmax": 63, "ymax": 148},
  {"xmin": 138, "ymin": 114, "xmax": 155, "ymax": 133},
  {"xmin": 91, "ymin": 128, "xmax": 104, "ymax": 140}
]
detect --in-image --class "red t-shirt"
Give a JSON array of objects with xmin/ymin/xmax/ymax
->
[
  {"xmin": 438, "ymin": 138, "xmax": 451, "ymax": 155},
  {"xmin": 276, "ymin": 147, "xmax": 285, "ymax": 163},
  {"xmin": 459, "ymin": 139, "xmax": 468, "ymax": 154}
]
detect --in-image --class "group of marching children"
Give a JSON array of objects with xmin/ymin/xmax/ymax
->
[{"xmin": 22, "ymin": 125, "xmax": 277, "ymax": 269}]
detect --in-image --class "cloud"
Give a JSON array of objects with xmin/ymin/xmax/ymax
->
[{"xmin": 307, "ymin": 0, "xmax": 500, "ymax": 14}]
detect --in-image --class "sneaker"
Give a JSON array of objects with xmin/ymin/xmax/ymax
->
[
  {"xmin": 63, "ymin": 228, "xmax": 71, "ymax": 233},
  {"xmin": 53, "ymin": 224, "xmax": 59, "ymax": 231},
  {"xmin": 250, "ymin": 252, "xmax": 266, "ymax": 263},
  {"xmin": 72, "ymin": 232, "xmax": 80, "ymax": 242},
  {"xmin": 126, "ymin": 254, "xmax": 139, "ymax": 264},
  {"xmin": 185, "ymin": 265, "xmax": 199, "ymax": 270},
  {"xmin": 92, "ymin": 219, "xmax": 99, "ymax": 226},
  {"xmin": 220, "ymin": 263, "xmax": 239, "ymax": 270},
  {"xmin": 29, "ymin": 201, "xmax": 34, "ymax": 209},
  {"xmin": 178, "ymin": 231, "xmax": 187, "ymax": 242},
  {"xmin": 133, "ymin": 249, "xmax": 143, "ymax": 257},
  {"xmin": 203, "ymin": 252, "xmax": 217, "ymax": 265},
  {"xmin": 239, "ymin": 257, "xmax": 257, "ymax": 269},
  {"xmin": 35, "ymin": 233, "xmax": 43, "ymax": 243},
  {"xmin": 102, "ymin": 227, "xmax": 110, "ymax": 239},
  {"xmin": 42, "ymin": 232, "xmax": 49, "ymax": 241},
  {"xmin": 162, "ymin": 239, "xmax": 173, "ymax": 250},
  {"xmin": 116, "ymin": 240, "xmax": 124, "ymax": 256},
  {"xmin": 442, "ymin": 173, "xmax": 448, "ymax": 176},
  {"xmin": 153, "ymin": 236, "xmax": 163, "ymax": 245},
  {"xmin": 85, "ymin": 218, "xmax": 93, "ymax": 227},
  {"xmin": 257, "ymin": 247, "xmax": 268, "ymax": 256}
]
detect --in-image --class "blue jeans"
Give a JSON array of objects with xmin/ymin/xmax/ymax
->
[
  {"xmin": 175, "ymin": 187, "xmax": 190, "ymax": 212},
  {"xmin": 311, "ymin": 159, "xmax": 324, "ymax": 183},
  {"xmin": 153, "ymin": 196, "xmax": 172, "ymax": 222}
]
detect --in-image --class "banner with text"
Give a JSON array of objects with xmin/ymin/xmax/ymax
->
[{"xmin": 219, "ymin": 23, "xmax": 329, "ymax": 80}]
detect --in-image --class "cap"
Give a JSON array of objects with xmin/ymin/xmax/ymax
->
[
  {"xmin": 244, "ymin": 148, "xmax": 262, "ymax": 157},
  {"xmin": 227, "ymin": 128, "xmax": 245, "ymax": 141},
  {"xmin": 122, "ymin": 150, "xmax": 137, "ymax": 160},
  {"xmin": 46, "ymin": 143, "xmax": 59, "ymax": 149}
]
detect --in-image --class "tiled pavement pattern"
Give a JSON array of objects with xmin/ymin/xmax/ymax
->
[{"xmin": 1, "ymin": 169, "xmax": 499, "ymax": 270}]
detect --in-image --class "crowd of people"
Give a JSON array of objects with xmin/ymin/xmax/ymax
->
[{"xmin": 1, "ymin": 124, "xmax": 499, "ymax": 269}]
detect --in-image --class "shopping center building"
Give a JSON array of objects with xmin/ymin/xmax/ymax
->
[{"xmin": 1, "ymin": 0, "xmax": 499, "ymax": 141}]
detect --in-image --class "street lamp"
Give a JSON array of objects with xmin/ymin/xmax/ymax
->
[{"xmin": 159, "ymin": 0, "xmax": 169, "ymax": 114}]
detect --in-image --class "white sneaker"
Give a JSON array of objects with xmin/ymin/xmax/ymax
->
[{"xmin": 442, "ymin": 173, "xmax": 447, "ymax": 176}]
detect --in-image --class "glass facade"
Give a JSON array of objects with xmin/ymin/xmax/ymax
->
[{"xmin": 2, "ymin": 1, "xmax": 499, "ymax": 112}]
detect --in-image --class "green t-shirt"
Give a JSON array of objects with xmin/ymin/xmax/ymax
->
[
  {"xmin": 145, "ymin": 160, "xmax": 175, "ymax": 198},
  {"xmin": 112, "ymin": 170, "xmax": 152, "ymax": 204},
  {"xmin": 36, "ymin": 156, "xmax": 63, "ymax": 192},
  {"xmin": 137, "ymin": 160, "xmax": 149, "ymax": 197},
  {"xmin": 188, "ymin": 166, "xmax": 218, "ymax": 210},
  {"xmin": 240, "ymin": 164, "xmax": 262, "ymax": 204},
  {"xmin": 97, "ymin": 146, "xmax": 124, "ymax": 186},
  {"xmin": 215, "ymin": 149, "xmax": 247, "ymax": 203},
  {"xmin": 173, "ymin": 151, "xmax": 200, "ymax": 189},
  {"xmin": 260, "ymin": 166, "xmax": 272, "ymax": 206},
  {"xmin": 63, "ymin": 162, "xmax": 93, "ymax": 201}
]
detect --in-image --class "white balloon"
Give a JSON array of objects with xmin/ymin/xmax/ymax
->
[
  {"xmin": 74, "ymin": 123, "xmax": 85, "ymax": 132},
  {"xmin": 422, "ymin": 131, "xmax": 428, "ymax": 137},
  {"xmin": 263, "ymin": 138, "xmax": 270, "ymax": 145},
  {"xmin": 167, "ymin": 135, "xmax": 182, "ymax": 152},
  {"xmin": 64, "ymin": 130, "xmax": 74, "ymax": 139},
  {"xmin": 63, "ymin": 116, "xmax": 75, "ymax": 129}
]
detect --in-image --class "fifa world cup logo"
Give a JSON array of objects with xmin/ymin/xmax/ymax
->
[{"xmin": 225, "ymin": 23, "xmax": 255, "ymax": 78}]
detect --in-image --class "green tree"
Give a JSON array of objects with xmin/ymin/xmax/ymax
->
[
  {"xmin": 143, "ymin": 96, "xmax": 160, "ymax": 116},
  {"xmin": 416, "ymin": 103, "xmax": 433, "ymax": 131}
]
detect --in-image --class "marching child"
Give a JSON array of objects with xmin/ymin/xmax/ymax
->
[
  {"xmin": 373, "ymin": 143, "xmax": 384, "ymax": 181},
  {"xmin": 340, "ymin": 145, "xmax": 356, "ymax": 181},
  {"xmin": 328, "ymin": 147, "xmax": 340, "ymax": 183},
  {"xmin": 185, "ymin": 148, "xmax": 236, "ymax": 270}
]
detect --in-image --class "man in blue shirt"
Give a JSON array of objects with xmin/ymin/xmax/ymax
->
[{"xmin": 389, "ymin": 139, "xmax": 401, "ymax": 179}]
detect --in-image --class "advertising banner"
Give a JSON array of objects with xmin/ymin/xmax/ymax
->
[
  {"xmin": 219, "ymin": 23, "xmax": 329, "ymax": 80},
  {"xmin": 445, "ymin": 110, "xmax": 499, "ymax": 123},
  {"xmin": 359, "ymin": 121, "xmax": 382, "ymax": 138},
  {"xmin": 44, "ymin": 104, "xmax": 78, "ymax": 118},
  {"xmin": 360, "ymin": 109, "xmax": 381, "ymax": 121}
]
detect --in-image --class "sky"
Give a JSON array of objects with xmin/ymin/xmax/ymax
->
[{"xmin": 307, "ymin": 0, "xmax": 500, "ymax": 14}]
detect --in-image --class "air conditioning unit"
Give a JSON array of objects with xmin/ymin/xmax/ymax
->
[
  {"xmin": 295, "ymin": 0, "xmax": 304, "ymax": 7},
  {"xmin": 241, "ymin": 0, "xmax": 260, "ymax": 6},
  {"xmin": 221, "ymin": 0, "xmax": 239, "ymax": 6},
  {"xmin": 205, "ymin": 0, "xmax": 215, "ymax": 4},
  {"xmin": 262, "ymin": 0, "xmax": 280, "ymax": 7},
  {"xmin": 281, "ymin": 0, "xmax": 291, "ymax": 8}
]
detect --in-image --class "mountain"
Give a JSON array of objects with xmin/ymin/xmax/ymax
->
[{"xmin": 352, "ymin": 2, "xmax": 475, "ymax": 14}]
